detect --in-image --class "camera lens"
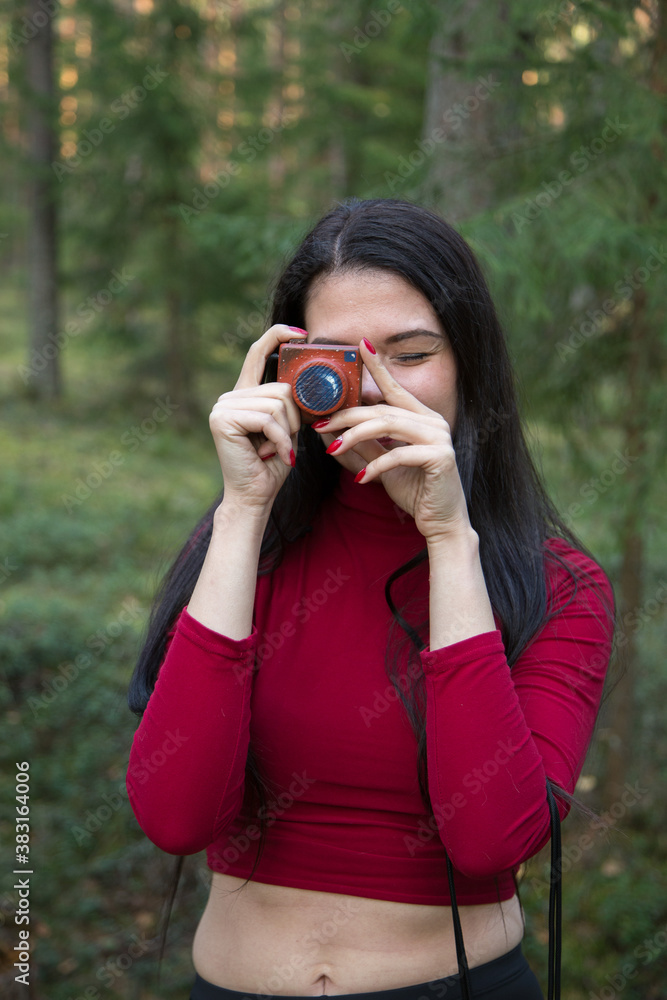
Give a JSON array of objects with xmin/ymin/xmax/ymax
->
[{"xmin": 294, "ymin": 364, "xmax": 344, "ymax": 414}]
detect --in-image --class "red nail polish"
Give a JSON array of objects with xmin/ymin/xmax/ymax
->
[
  {"xmin": 312, "ymin": 418, "xmax": 330, "ymax": 429},
  {"xmin": 354, "ymin": 467, "xmax": 366, "ymax": 483},
  {"xmin": 288, "ymin": 326, "xmax": 308, "ymax": 335},
  {"xmin": 362, "ymin": 338, "xmax": 376, "ymax": 355},
  {"xmin": 290, "ymin": 448, "xmax": 296, "ymax": 467},
  {"xmin": 326, "ymin": 438, "xmax": 343, "ymax": 454},
  {"xmin": 260, "ymin": 453, "xmax": 276, "ymax": 462}
]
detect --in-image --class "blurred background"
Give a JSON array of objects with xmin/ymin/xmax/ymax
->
[{"xmin": 0, "ymin": 0, "xmax": 666, "ymax": 997}]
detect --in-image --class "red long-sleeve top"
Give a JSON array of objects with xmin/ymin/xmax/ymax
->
[{"xmin": 127, "ymin": 466, "xmax": 614, "ymax": 905}]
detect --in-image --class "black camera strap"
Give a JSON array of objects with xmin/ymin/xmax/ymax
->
[
  {"xmin": 446, "ymin": 779, "xmax": 562, "ymax": 1000},
  {"xmin": 446, "ymin": 851, "xmax": 472, "ymax": 1000},
  {"xmin": 546, "ymin": 780, "xmax": 562, "ymax": 1000}
]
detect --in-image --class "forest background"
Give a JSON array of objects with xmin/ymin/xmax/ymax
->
[{"xmin": 0, "ymin": 0, "xmax": 666, "ymax": 997}]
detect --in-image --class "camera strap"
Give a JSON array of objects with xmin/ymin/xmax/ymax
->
[
  {"xmin": 445, "ymin": 778, "xmax": 562, "ymax": 1000},
  {"xmin": 546, "ymin": 780, "xmax": 562, "ymax": 1000}
]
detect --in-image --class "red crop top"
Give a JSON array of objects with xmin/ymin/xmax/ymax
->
[{"xmin": 127, "ymin": 466, "xmax": 614, "ymax": 906}]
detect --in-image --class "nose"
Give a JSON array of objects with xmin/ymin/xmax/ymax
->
[{"xmin": 360, "ymin": 364, "xmax": 384, "ymax": 406}]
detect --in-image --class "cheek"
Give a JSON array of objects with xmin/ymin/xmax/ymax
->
[
  {"xmin": 403, "ymin": 370, "xmax": 450, "ymax": 410},
  {"xmin": 415, "ymin": 369, "xmax": 458, "ymax": 426}
]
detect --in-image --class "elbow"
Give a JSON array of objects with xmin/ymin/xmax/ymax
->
[
  {"xmin": 128, "ymin": 804, "xmax": 213, "ymax": 856},
  {"xmin": 126, "ymin": 778, "xmax": 242, "ymax": 857},
  {"xmin": 445, "ymin": 818, "xmax": 557, "ymax": 880},
  {"xmin": 447, "ymin": 847, "xmax": 510, "ymax": 881},
  {"xmin": 127, "ymin": 783, "xmax": 212, "ymax": 856},
  {"xmin": 140, "ymin": 824, "xmax": 210, "ymax": 857}
]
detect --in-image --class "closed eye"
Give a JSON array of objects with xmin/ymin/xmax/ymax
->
[{"xmin": 395, "ymin": 353, "xmax": 430, "ymax": 362}]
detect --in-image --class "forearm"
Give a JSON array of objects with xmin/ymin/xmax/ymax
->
[
  {"xmin": 421, "ymin": 633, "xmax": 554, "ymax": 878},
  {"xmin": 421, "ymin": 542, "xmax": 614, "ymax": 877},
  {"xmin": 127, "ymin": 610, "xmax": 257, "ymax": 854},
  {"xmin": 426, "ymin": 528, "xmax": 496, "ymax": 649},
  {"xmin": 186, "ymin": 498, "xmax": 271, "ymax": 639}
]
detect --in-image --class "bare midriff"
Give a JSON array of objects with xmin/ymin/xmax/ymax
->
[{"xmin": 192, "ymin": 872, "xmax": 524, "ymax": 996}]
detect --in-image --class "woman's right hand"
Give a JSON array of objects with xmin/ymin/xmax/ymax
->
[{"xmin": 209, "ymin": 325, "xmax": 307, "ymax": 514}]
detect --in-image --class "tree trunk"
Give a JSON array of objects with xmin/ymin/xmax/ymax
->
[
  {"xmin": 165, "ymin": 286, "xmax": 198, "ymax": 428},
  {"xmin": 599, "ymin": 0, "xmax": 665, "ymax": 803},
  {"xmin": 266, "ymin": 1, "xmax": 287, "ymax": 207},
  {"xmin": 600, "ymin": 294, "xmax": 651, "ymax": 802},
  {"xmin": 420, "ymin": 0, "xmax": 490, "ymax": 220},
  {"xmin": 327, "ymin": 9, "xmax": 349, "ymax": 199},
  {"xmin": 421, "ymin": 0, "xmax": 524, "ymax": 221},
  {"xmin": 25, "ymin": 0, "xmax": 60, "ymax": 399}
]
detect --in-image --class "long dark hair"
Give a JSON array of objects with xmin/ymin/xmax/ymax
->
[{"xmin": 128, "ymin": 198, "xmax": 615, "ymax": 965}]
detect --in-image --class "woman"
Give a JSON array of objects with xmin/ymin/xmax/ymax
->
[{"xmin": 127, "ymin": 198, "xmax": 615, "ymax": 1000}]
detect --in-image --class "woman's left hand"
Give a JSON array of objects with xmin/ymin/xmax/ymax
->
[{"xmin": 312, "ymin": 339, "xmax": 472, "ymax": 543}]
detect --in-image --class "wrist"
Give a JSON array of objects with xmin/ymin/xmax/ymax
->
[
  {"xmin": 425, "ymin": 522, "xmax": 479, "ymax": 552},
  {"xmin": 214, "ymin": 497, "xmax": 271, "ymax": 535}
]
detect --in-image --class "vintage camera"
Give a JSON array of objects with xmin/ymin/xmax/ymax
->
[{"xmin": 261, "ymin": 341, "xmax": 362, "ymax": 424}]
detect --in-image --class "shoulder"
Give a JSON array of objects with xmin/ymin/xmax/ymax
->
[{"xmin": 543, "ymin": 536, "xmax": 615, "ymax": 629}]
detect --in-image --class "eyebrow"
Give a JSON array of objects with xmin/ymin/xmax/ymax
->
[{"xmin": 310, "ymin": 329, "xmax": 445, "ymax": 346}]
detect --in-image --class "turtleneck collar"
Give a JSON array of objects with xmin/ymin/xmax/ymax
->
[{"xmin": 332, "ymin": 466, "xmax": 424, "ymax": 537}]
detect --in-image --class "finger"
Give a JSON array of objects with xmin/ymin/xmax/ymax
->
[
  {"xmin": 214, "ymin": 392, "xmax": 301, "ymax": 440},
  {"xmin": 235, "ymin": 324, "xmax": 307, "ymax": 391},
  {"xmin": 211, "ymin": 408, "xmax": 294, "ymax": 467},
  {"xmin": 354, "ymin": 444, "xmax": 455, "ymax": 484},
  {"xmin": 358, "ymin": 338, "xmax": 433, "ymax": 414},
  {"xmin": 315, "ymin": 405, "xmax": 448, "ymax": 440},
  {"xmin": 324, "ymin": 413, "xmax": 447, "ymax": 456}
]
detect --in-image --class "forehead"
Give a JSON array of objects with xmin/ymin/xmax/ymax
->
[{"xmin": 304, "ymin": 270, "xmax": 444, "ymax": 339}]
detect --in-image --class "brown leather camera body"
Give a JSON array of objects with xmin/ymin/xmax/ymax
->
[{"xmin": 273, "ymin": 341, "xmax": 363, "ymax": 424}]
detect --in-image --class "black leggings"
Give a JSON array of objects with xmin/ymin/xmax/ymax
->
[{"xmin": 188, "ymin": 943, "xmax": 544, "ymax": 1000}]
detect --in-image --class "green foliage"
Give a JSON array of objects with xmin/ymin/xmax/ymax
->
[
  {"xmin": 1, "ymin": 0, "xmax": 666, "ymax": 995},
  {"xmin": 0, "ymin": 390, "xmax": 219, "ymax": 998}
]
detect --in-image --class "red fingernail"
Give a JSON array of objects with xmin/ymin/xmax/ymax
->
[
  {"xmin": 290, "ymin": 448, "xmax": 296, "ymax": 467},
  {"xmin": 326, "ymin": 438, "xmax": 343, "ymax": 454},
  {"xmin": 312, "ymin": 418, "xmax": 330, "ymax": 429},
  {"xmin": 362, "ymin": 338, "xmax": 376, "ymax": 355},
  {"xmin": 260, "ymin": 453, "xmax": 276, "ymax": 462},
  {"xmin": 354, "ymin": 467, "xmax": 366, "ymax": 483},
  {"xmin": 288, "ymin": 326, "xmax": 308, "ymax": 335}
]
